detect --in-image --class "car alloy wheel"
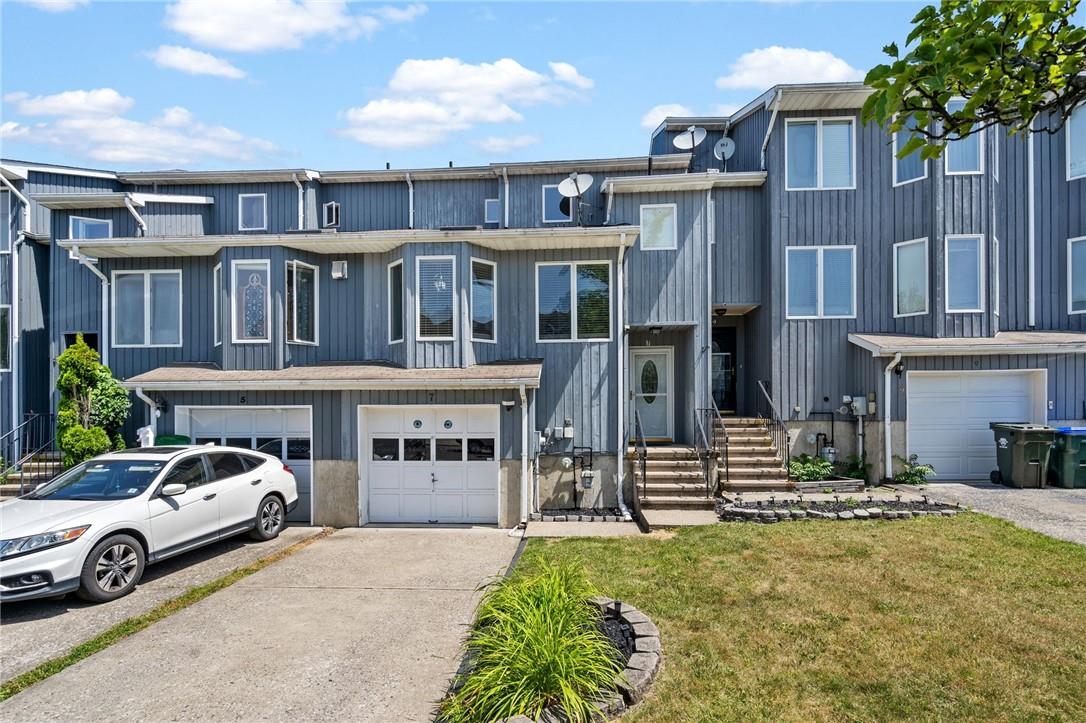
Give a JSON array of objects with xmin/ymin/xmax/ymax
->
[
  {"xmin": 95, "ymin": 542, "xmax": 139, "ymax": 593},
  {"xmin": 260, "ymin": 499, "xmax": 283, "ymax": 535}
]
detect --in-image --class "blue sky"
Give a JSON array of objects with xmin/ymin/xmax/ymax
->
[{"xmin": 0, "ymin": 0, "xmax": 925, "ymax": 171}]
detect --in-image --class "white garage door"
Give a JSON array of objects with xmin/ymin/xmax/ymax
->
[
  {"xmin": 908, "ymin": 371, "xmax": 1043, "ymax": 479},
  {"xmin": 177, "ymin": 407, "xmax": 312, "ymax": 523},
  {"xmin": 363, "ymin": 406, "xmax": 499, "ymax": 524}
]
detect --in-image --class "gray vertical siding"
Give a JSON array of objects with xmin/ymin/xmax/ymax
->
[
  {"xmin": 319, "ymin": 182, "xmax": 408, "ymax": 232},
  {"xmin": 713, "ymin": 187, "xmax": 764, "ymax": 305},
  {"xmin": 413, "ymin": 179, "xmax": 498, "ymax": 229}
]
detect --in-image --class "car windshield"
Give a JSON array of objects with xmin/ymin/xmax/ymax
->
[{"xmin": 27, "ymin": 460, "xmax": 167, "ymax": 501}]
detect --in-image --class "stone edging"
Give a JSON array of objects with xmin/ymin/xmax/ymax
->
[
  {"xmin": 529, "ymin": 512, "xmax": 630, "ymax": 523},
  {"xmin": 719, "ymin": 504, "xmax": 963, "ymax": 522}
]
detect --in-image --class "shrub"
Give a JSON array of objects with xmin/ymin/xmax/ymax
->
[
  {"xmin": 789, "ymin": 453, "xmax": 834, "ymax": 482},
  {"xmin": 90, "ymin": 366, "xmax": 131, "ymax": 447},
  {"xmin": 893, "ymin": 454, "xmax": 936, "ymax": 485},
  {"xmin": 838, "ymin": 454, "xmax": 872, "ymax": 481},
  {"xmin": 61, "ymin": 425, "xmax": 111, "ymax": 466},
  {"xmin": 439, "ymin": 562, "xmax": 623, "ymax": 723},
  {"xmin": 56, "ymin": 335, "xmax": 131, "ymax": 459}
]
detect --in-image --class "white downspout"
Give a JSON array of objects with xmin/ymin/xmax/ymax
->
[
  {"xmin": 501, "ymin": 167, "xmax": 510, "ymax": 228},
  {"xmin": 615, "ymin": 236, "xmax": 632, "ymax": 521},
  {"xmin": 519, "ymin": 384, "xmax": 529, "ymax": 527},
  {"xmin": 760, "ymin": 89, "xmax": 783, "ymax": 171},
  {"xmin": 291, "ymin": 173, "xmax": 304, "ymax": 230},
  {"xmin": 1, "ymin": 176, "xmax": 29, "ymax": 437},
  {"xmin": 134, "ymin": 386, "xmax": 158, "ymax": 436},
  {"xmin": 1027, "ymin": 119, "xmax": 1036, "ymax": 327},
  {"xmin": 123, "ymin": 195, "xmax": 147, "ymax": 237},
  {"xmin": 405, "ymin": 172, "xmax": 414, "ymax": 229},
  {"xmin": 883, "ymin": 352, "xmax": 902, "ymax": 482},
  {"xmin": 70, "ymin": 245, "xmax": 110, "ymax": 368}
]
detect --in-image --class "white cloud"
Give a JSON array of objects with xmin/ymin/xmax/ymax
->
[
  {"xmin": 640, "ymin": 104, "xmax": 693, "ymax": 131},
  {"xmin": 165, "ymin": 0, "xmax": 426, "ymax": 53},
  {"xmin": 3, "ymin": 89, "xmax": 277, "ymax": 166},
  {"xmin": 549, "ymin": 62, "xmax": 594, "ymax": 90},
  {"xmin": 341, "ymin": 57, "xmax": 593, "ymax": 149},
  {"xmin": 149, "ymin": 45, "xmax": 247, "ymax": 79},
  {"xmin": 712, "ymin": 103, "xmax": 742, "ymax": 117},
  {"xmin": 715, "ymin": 46, "xmax": 862, "ymax": 90},
  {"xmin": 3, "ymin": 88, "xmax": 135, "ymax": 117},
  {"xmin": 14, "ymin": 0, "xmax": 88, "ymax": 12},
  {"xmin": 0, "ymin": 122, "xmax": 30, "ymax": 139},
  {"xmin": 472, "ymin": 134, "xmax": 541, "ymax": 154}
]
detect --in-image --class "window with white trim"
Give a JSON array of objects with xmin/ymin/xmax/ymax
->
[
  {"xmin": 945, "ymin": 235, "xmax": 985, "ymax": 312},
  {"xmin": 1, "ymin": 191, "xmax": 9, "ymax": 253},
  {"xmin": 484, "ymin": 198, "xmax": 501, "ymax": 225},
  {"xmin": 945, "ymin": 99, "xmax": 983, "ymax": 174},
  {"xmin": 1070, "ymin": 236, "xmax": 1086, "ymax": 314},
  {"xmin": 893, "ymin": 238, "xmax": 928, "ymax": 317},
  {"xmin": 536, "ymin": 262, "xmax": 611, "ymax": 342},
  {"xmin": 70, "ymin": 216, "xmax": 112, "ymax": 240},
  {"xmin": 388, "ymin": 260, "xmax": 403, "ymax": 343},
  {"xmin": 471, "ymin": 259, "xmax": 496, "ymax": 342},
  {"xmin": 232, "ymin": 260, "xmax": 271, "ymax": 342},
  {"xmin": 213, "ymin": 263, "xmax": 222, "ymax": 346},
  {"xmin": 238, "ymin": 194, "xmax": 267, "ymax": 231},
  {"xmin": 541, "ymin": 185, "xmax": 570, "ymax": 223},
  {"xmin": 286, "ymin": 260, "xmax": 318, "ymax": 344},
  {"xmin": 892, "ymin": 115, "xmax": 927, "ymax": 186},
  {"xmin": 416, "ymin": 257, "xmax": 455, "ymax": 340},
  {"xmin": 640, "ymin": 204, "xmax": 677, "ymax": 250},
  {"xmin": 785, "ymin": 246, "xmax": 856, "ymax": 319},
  {"xmin": 322, "ymin": 201, "xmax": 340, "ymax": 228},
  {"xmin": 112, "ymin": 270, "xmax": 182, "ymax": 347},
  {"xmin": 1069, "ymin": 105, "xmax": 1086, "ymax": 181},
  {"xmin": 0, "ymin": 305, "xmax": 9, "ymax": 371},
  {"xmin": 785, "ymin": 118, "xmax": 855, "ymax": 190},
  {"xmin": 993, "ymin": 237, "xmax": 1000, "ymax": 316}
]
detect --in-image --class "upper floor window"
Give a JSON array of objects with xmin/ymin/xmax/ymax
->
[
  {"xmin": 232, "ymin": 260, "xmax": 270, "ymax": 343},
  {"xmin": 484, "ymin": 198, "xmax": 501, "ymax": 225},
  {"xmin": 1068, "ymin": 105, "xmax": 1086, "ymax": 181},
  {"xmin": 213, "ymin": 263, "xmax": 222, "ymax": 346},
  {"xmin": 541, "ymin": 185, "xmax": 570, "ymax": 223},
  {"xmin": 536, "ymin": 261, "xmax": 611, "ymax": 342},
  {"xmin": 471, "ymin": 258, "xmax": 496, "ymax": 343},
  {"xmin": 893, "ymin": 238, "xmax": 928, "ymax": 317},
  {"xmin": 785, "ymin": 118, "xmax": 855, "ymax": 190},
  {"xmin": 945, "ymin": 99, "xmax": 983, "ymax": 175},
  {"xmin": 416, "ymin": 256, "xmax": 455, "ymax": 340},
  {"xmin": 893, "ymin": 115, "xmax": 927, "ymax": 186},
  {"xmin": 640, "ymin": 204, "xmax": 677, "ymax": 251},
  {"xmin": 388, "ymin": 260, "xmax": 403, "ymax": 344},
  {"xmin": 322, "ymin": 201, "xmax": 340, "ymax": 228},
  {"xmin": 70, "ymin": 216, "xmax": 112, "ymax": 240},
  {"xmin": 1070, "ymin": 236, "xmax": 1086, "ymax": 314},
  {"xmin": 112, "ymin": 270, "xmax": 182, "ymax": 347},
  {"xmin": 785, "ymin": 246, "xmax": 856, "ymax": 319},
  {"xmin": 945, "ymin": 235, "xmax": 985, "ymax": 313},
  {"xmin": 285, "ymin": 260, "xmax": 318, "ymax": 345},
  {"xmin": 238, "ymin": 194, "xmax": 267, "ymax": 231},
  {"xmin": 0, "ymin": 305, "xmax": 9, "ymax": 372}
]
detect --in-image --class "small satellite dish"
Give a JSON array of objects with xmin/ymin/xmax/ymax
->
[
  {"xmin": 559, "ymin": 196, "xmax": 572, "ymax": 217},
  {"xmin": 672, "ymin": 125, "xmax": 707, "ymax": 151},
  {"xmin": 713, "ymin": 137, "xmax": 736, "ymax": 161},
  {"xmin": 557, "ymin": 172, "xmax": 594, "ymax": 198}
]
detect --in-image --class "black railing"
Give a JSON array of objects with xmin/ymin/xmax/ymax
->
[
  {"xmin": 755, "ymin": 380, "xmax": 791, "ymax": 476},
  {"xmin": 699, "ymin": 399, "xmax": 729, "ymax": 493},
  {"xmin": 1, "ymin": 413, "xmax": 59, "ymax": 494},
  {"xmin": 692, "ymin": 407, "xmax": 714, "ymax": 498},
  {"xmin": 633, "ymin": 408, "xmax": 648, "ymax": 502}
]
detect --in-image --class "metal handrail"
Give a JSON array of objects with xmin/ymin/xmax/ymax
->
[
  {"xmin": 692, "ymin": 407, "xmax": 713, "ymax": 497},
  {"xmin": 755, "ymin": 380, "xmax": 790, "ymax": 476},
  {"xmin": 709, "ymin": 398, "xmax": 729, "ymax": 492},
  {"xmin": 1, "ymin": 413, "xmax": 59, "ymax": 494},
  {"xmin": 632, "ymin": 408, "xmax": 648, "ymax": 502}
]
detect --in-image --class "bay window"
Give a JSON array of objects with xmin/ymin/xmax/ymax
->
[
  {"xmin": 388, "ymin": 260, "xmax": 403, "ymax": 344},
  {"xmin": 1070, "ymin": 236, "xmax": 1086, "ymax": 314},
  {"xmin": 286, "ymin": 260, "xmax": 318, "ymax": 344},
  {"xmin": 471, "ymin": 259, "xmax": 496, "ymax": 342},
  {"xmin": 945, "ymin": 99, "xmax": 983, "ymax": 174},
  {"xmin": 893, "ymin": 238, "xmax": 928, "ymax": 317},
  {"xmin": 1069, "ymin": 105, "xmax": 1085, "ymax": 181},
  {"xmin": 232, "ymin": 260, "xmax": 270, "ymax": 343},
  {"xmin": 893, "ymin": 115, "xmax": 927, "ymax": 186},
  {"xmin": 416, "ymin": 256, "xmax": 455, "ymax": 340},
  {"xmin": 945, "ymin": 235, "xmax": 984, "ymax": 313},
  {"xmin": 785, "ymin": 246, "xmax": 856, "ymax": 319}
]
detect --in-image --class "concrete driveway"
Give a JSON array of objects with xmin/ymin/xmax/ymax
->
[
  {"xmin": 921, "ymin": 481, "xmax": 1086, "ymax": 545},
  {"xmin": 0, "ymin": 526, "xmax": 520, "ymax": 722}
]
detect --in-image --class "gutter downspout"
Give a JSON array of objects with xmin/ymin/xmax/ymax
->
[
  {"xmin": 501, "ymin": 167, "xmax": 510, "ymax": 228},
  {"xmin": 123, "ymin": 195, "xmax": 148, "ymax": 237},
  {"xmin": 291, "ymin": 173, "xmax": 304, "ymax": 230},
  {"xmin": 1, "ymin": 176, "xmax": 29, "ymax": 441},
  {"xmin": 70, "ymin": 245, "xmax": 110, "ymax": 368},
  {"xmin": 760, "ymin": 89, "xmax": 783, "ymax": 171},
  {"xmin": 134, "ymin": 386, "xmax": 158, "ymax": 437},
  {"xmin": 883, "ymin": 352, "xmax": 902, "ymax": 482},
  {"xmin": 706, "ymin": 187, "xmax": 714, "ymax": 409},
  {"xmin": 1026, "ymin": 119, "xmax": 1036, "ymax": 327},
  {"xmin": 519, "ymin": 384, "xmax": 529, "ymax": 527},
  {"xmin": 405, "ymin": 172, "xmax": 415, "ymax": 229},
  {"xmin": 614, "ymin": 235, "xmax": 632, "ymax": 521},
  {"xmin": 604, "ymin": 180, "xmax": 614, "ymax": 224}
]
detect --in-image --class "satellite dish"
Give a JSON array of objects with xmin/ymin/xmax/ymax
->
[
  {"xmin": 559, "ymin": 196, "xmax": 572, "ymax": 217},
  {"xmin": 713, "ymin": 137, "xmax": 736, "ymax": 162},
  {"xmin": 672, "ymin": 125, "xmax": 707, "ymax": 151},
  {"xmin": 557, "ymin": 172, "xmax": 594, "ymax": 198}
]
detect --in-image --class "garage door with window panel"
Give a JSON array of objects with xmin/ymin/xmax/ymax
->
[
  {"xmin": 907, "ymin": 371, "xmax": 1044, "ymax": 479},
  {"xmin": 177, "ymin": 407, "xmax": 312, "ymax": 523},
  {"xmin": 363, "ymin": 406, "xmax": 499, "ymax": 524}
]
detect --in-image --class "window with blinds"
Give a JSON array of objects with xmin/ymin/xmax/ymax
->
[
  {"xmin": 945, "ymin": 235, "xmax": 984, "ymax": 312},
  {"xmin": 894, "ymin": 238, "xmax": 929, "ymax": 317},
  {"xmin": 471, "ymin": 259, "xmax": 496, "ymax": 342},
  {"xmin": 1071, "ymin": 237, "xmax": 1086, "ymax": 314},
  {"xmin": 1070, "ymin": 106, "xmax": 1086, "ymax": 181},
  {"xmin": 417, "ymin": 257, "xmax": 455, "ymax": 339},
  {"xmin": 945, "ymin": 99, "xmax": 983, "ymax": 174},
  {"xmin": 785, "ymin": 246, "xmax": 856, "ymax": 319},
  {"xmin": 388, "ymin": 260, "xmax": 404, "ymax": 343},
  {"xmin": 112, "ymin": 270, "xmax": 183, "ymax": 346},
  {"xmin": 894, "ymin": 115, "xmax": 927, "ymax": 186},
  {"xmin": 785, "ymin": 118, "xmax": 855, "ymax": 190},
  {"xmin": 536, "ymin": 262, "xmax": 611, "ymax": 341},
  {"xmin": 286, "ymin": 260, "xmax": 318, "ymax": 344}
]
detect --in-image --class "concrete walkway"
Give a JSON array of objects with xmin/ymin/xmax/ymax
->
[
  {"xmin": 0, "ymin": 526, "xmax": 520, "ymax": 722},
  {"xmin": 921, "ymin": 481, "xmax": 1086, "ymax": 546}
]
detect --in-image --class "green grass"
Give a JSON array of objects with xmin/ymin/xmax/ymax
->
[
  {"xmin": 518, "ymin": 516, "xmax": 1086, "ymax": 722},
  {"xmin": 0, "ymin": 527, "xmax": 334, "ymax": 702}
]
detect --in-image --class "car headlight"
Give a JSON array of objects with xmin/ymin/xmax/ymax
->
[{"xmin": 0, "ymin": 526, "xmax": 90, "ymax": 560}]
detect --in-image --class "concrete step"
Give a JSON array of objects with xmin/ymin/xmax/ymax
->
[
  {"xmin": 716, "ymin": 417, "xmax": 765, "ymax": 426},
  {"xmin": 726, "ymin": 467, "xmax": 791, "ymax": 479},
  {"xmin": 721, "ymin": 445, "xmax": 779, "ymax": 455},
  {"xmin": 726, "ymin": 456, "xmax": 786, "ymax": 467},
  {"xmin": 641, "ymin": 482, "xmax": 713, "ymax": 496},
  {"xmin": 640, "ymin": 508, "xmax": 719, "ymax": 528},
  {"xmin": 639, "ymin": 495, "xmax": 715, "ymax": 509},
  {"xmin": 641, "ymin": 471, "xmax": 705, "ymax": 483},
  {"xmin": 717, "ymin": 434, "xmax": 773, "ymax": 444},
  {"xmin": 627, "ymin": 447, "xmax": 700, "ymax": 460},
  {"xmin": 643, "ymin": 458, "xmax": 703, "ymax": 468},
  {"xmin": 719, "ymin": 480, "xmax": 794, "ymax": 492}
]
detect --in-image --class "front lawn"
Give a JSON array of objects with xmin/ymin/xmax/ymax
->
[{"xmin": 518, "ymin": 516, "xmax": 1086, "ymax": 722}]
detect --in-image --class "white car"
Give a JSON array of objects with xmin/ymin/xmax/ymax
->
[{"xmin": 0, "ymin": 445, "xmax": 299, "ymax": 604}]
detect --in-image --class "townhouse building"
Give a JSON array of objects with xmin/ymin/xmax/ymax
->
[{"xmin": 2, "ymin": 82, "xmax": 1084, "ymax": 528}]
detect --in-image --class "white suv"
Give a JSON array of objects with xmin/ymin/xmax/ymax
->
[{"xmin": 0, "ymin": 445, "xmax": 299, "ymax": 604}]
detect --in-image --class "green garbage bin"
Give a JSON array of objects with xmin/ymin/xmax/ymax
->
[
  {"xmin": 1048, "ymin": 427, "xmax": 1086, "ymax": 489},
  {"xmin": 155, "ymin": 434, "xmax": 191, "ymax": 445},
  {"xmin": 989, "ymin": 423, "xmax": 1057, "ymax": 488}
]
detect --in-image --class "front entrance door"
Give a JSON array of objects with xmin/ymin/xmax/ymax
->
[
  {"xmin": 631, "ymin": 347, "xmax": 673, "ymax": 441},
  {"xmin": 712, "ymin": 327, "xmax": 738, "ymax": 413}
]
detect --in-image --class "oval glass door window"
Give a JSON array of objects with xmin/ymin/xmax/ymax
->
[{"xmin": 641, "ymin": 360, "xmax": 659, "ymax": 404}]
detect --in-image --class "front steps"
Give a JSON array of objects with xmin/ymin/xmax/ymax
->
[
  {"xmin": 0, "ymin": 452, "xmax": 63, "ymax": 500},
  {"xmin": 628, "ymin": 445, "xmax": 714, "ymax": 511},
  {"xmin": 715, "ymin": 417, "xmax": 792, "ymax": 492}
]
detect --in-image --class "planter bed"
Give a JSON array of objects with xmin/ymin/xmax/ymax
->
[
  {"xmin": 716, "ymin": 496, "xmax": 963, "ymax": 522},
  {"xmin": 530, "ymin": 508, "xmax": 627, "ymax": 523},
  {"xmin": 794, "ymin": 476, "xmax": 866, "ymax": 494}
]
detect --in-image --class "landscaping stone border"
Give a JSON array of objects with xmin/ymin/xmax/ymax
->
[
  {"xmin": 717, "ymin": 498, "xmax": 965, "ymax": 523},
  {"xmin": 529, "ymin": 510, "xmax": 630, "ymax": 523}
]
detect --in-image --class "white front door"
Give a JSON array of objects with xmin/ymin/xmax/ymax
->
[{"xmin": 631, "ymin": 347, "xmax": 674, "ymax": 441}]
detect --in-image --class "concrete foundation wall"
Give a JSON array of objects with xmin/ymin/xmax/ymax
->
[
  {"xmin": 312, "ymin": 460, "xmax": 360, "ymax": 527},
  {"xmin": 499, "ymin": 459, "xmax": 522, "ymax": 530},
  {"xmin": 536, "ymin": 453, "xmax": 619, "ymax": 510},
  {"xmin": 786, "ymin": 419, "xmax": 906, "ymax": 484}
]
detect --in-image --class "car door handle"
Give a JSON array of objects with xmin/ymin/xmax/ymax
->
[
  {"xmin": 203, "ymin": 493, "xmax": 217, "ymax": 501},
  {"xmin": 250, "ymin": 479, "xmax": 262, "ymax": 486}
]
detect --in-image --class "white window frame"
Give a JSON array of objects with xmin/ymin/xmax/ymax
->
[
  {"xmin": 0, "ymin": 305, "xmax": 10, "ymax": 372},
  {"xmin": 484, "ymin": 198, "xmax": 501, "ymax": 225},
  {"xmin": 944, "ymin": 234, "xmax": 986, "ymax": 314},
  {"xmin": 891, "ymin": 115, "xmax": 928, "ymax": 187},
  {"xmin": 285, "ymin": 259, "xmax": 319, "ymax": 346},
  {"xmin": 231, "ymin": 259, "xmax": 272, "ymax": 344},
  {"xmin": 1068, "ymin": 104, "xmax": 1085, "ymax": 182},
  {"xmin": 1070, "ymin": 236, "xmax": 1086, "ymax": 315},
  {"xmin": 534, "ymin": 260, "xmax": 613, "ymax": 343},
  {"xmin": 322, "ymin": 201, "xmax": 340, "ymax": 229},
  {"xmin": 944, "ymin": 99, "xmax": 984, "ymax": 176},
  {"xmin": 387, "ymin": 259, "xmax": 404, "ymax": 345},
  {"xmin": 213, "ymin": 263, "xmax": 222, "ymax": 347},
  {"xmin": 993, "ymin": 130, "xmax": 1000, "ymax": 182},
  {"xmin": 541, "ymin": 184, "xmax": 570, "ymax": 224},
  {"xmin": 470, "ymin": 257, "xmax": 498, "ymax": 344},
  {"xmin": 1, "ymin": 191, "xmax": 10, "ymax": 255},
  {"xmin": 639, "ymin": 203, "xmax": 678, "ymax": 251},
  {"xmin": 110, "ymin": 269, "xmax": 184, "ymax": 348},
  {"xmin": 784, "ymin": 245, "xmax": 857, "ymax": 320},
  {"xmin": 993, "ymin": 237, "xmax": 1000, "ymax": 317},
  {"xmin": 238, "ymin": 193, "xmax": 267, "ymax": 231},
  {"xmin": 69, "ymin": 215, "xmax": 112, "ymax": 240},
  {"xmin": 784, "ymin": 117, "xmax": 858, "ymax": 192},
  {"xmin": 892, "ymin": 238, "xmax": 929, "ymax": 318},
  {"xmin": 415, "ymin": 255, "xmax": 457, "ymax": 342}
]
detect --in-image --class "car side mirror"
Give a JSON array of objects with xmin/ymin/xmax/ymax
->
[{"xmin": 161, "ymin": 483, "xmax": 187, "ymax": 497}]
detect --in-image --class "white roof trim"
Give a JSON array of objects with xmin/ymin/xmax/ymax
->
[
  {"xmin": 121, "ymin": 378, "xmax": 541, "ymax": 391},
  {"xmin": 116, "ymin": 169, "xmax": 319, "ymax": 185},
  {"xmin": 33, "ymin": 192, "xmax": 214, "ymax": 209},
  {"xmin": 848, "ymin": 332, "xmax": 1086, "ymax": 357},
  {"xmin": 1, "ymin": 161, "xmax": 117, "ymax": 181},
  {"xmin": 493, "ymin": 154, "xmax": 691, "ymax": 175},
  {"xmin": 603, "ymin": 171, "xmax": 766, "ymax": 193}
]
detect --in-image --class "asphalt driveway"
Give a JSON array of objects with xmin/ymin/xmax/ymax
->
[
  {"xmin": 0, "ymin": 526, "xmax": 520, "ymax": 722},
  {"xmin": 921, "ymin": 481, "xmax": 1086, "ymax": 545}
]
